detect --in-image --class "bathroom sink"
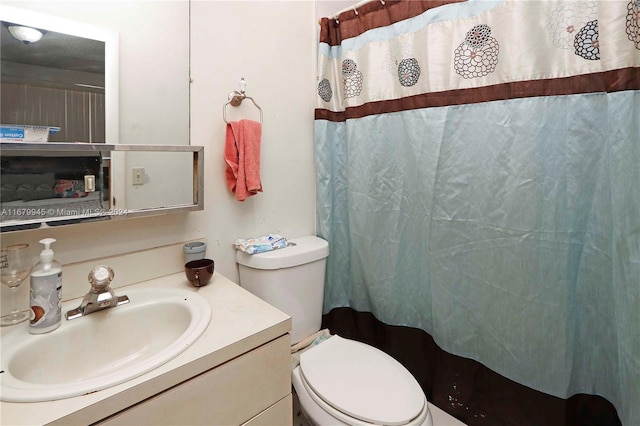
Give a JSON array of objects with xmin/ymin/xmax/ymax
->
[{"xmin": 0, "ymin": 287, "xmax": 211, "ymax": 402}]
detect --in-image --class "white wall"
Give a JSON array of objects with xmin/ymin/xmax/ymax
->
[
  {"xmin": 1, "ymin": 1, "xmax": 317, "ymax": 316},
  {"xmin": 188, "ymin": 0, "xmax": 318, "ymax": 278},
  {"xmin": 316, "ymin": 1, "xmax": 357, "ymax": 21}
]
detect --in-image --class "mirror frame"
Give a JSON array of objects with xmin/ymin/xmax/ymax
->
[
  {"xmin": 1, "ymin": 142, "xmax": 204, "ymax": 232},
  {"xmin": 1, "ymin": 4, "xmax": 119, "ymax": 144}
]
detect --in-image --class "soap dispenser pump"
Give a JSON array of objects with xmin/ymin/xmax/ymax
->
[{"xmin": 29, "ymin": 238, "xmax": 62, "ymax": 334}]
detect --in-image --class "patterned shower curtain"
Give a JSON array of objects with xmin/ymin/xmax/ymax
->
[{"xmin": 315, "ymin": 0, "xmax": 639, "ymax": 423}]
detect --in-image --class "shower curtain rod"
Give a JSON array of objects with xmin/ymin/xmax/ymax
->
[{"xmin": 329, "ymin": 0, "xmax": 385, "ymax": 20}]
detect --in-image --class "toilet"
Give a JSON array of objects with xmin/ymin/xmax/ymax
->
[{"xmin": 236, "ymin": 236, "xmax": 433, "ymax": 426}]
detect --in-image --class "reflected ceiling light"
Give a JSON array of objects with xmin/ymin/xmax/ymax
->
[{"xmin": 7, "ymin": 25, "xmax": 44, "ymax": 44}]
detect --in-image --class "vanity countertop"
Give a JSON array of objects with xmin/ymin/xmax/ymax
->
[{"xmin": 0, "ymin": 272, "xmax": 292, "ymax": 426}]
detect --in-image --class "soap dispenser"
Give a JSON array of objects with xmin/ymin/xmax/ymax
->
[{"xmin": 29, "ymin": 238, "xmax": 62, "ymax": 334}]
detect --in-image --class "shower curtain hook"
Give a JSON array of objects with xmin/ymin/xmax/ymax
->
[
  {"xmin": 353, "ymin": 7, "xmax": 358, "ymax": 16},
  {"xmin": 380, "ymin": 0, "xmax": 385, "ymax": 5},
  {"xmin": 335, "ymin": 18, "xmax": 340, "ymax": 25}
]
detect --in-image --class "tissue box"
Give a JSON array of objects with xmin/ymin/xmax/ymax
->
[{"xmin": 0, "ymin": 124, "xmax": 61, "ymax": 142}]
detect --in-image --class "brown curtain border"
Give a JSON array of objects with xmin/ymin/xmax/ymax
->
[
  {"xmin": 322, "ymin": 307, "xmax": 622, "ymax": 426},
  {"xmin": 315, "ymin": 67, "xmax": 640, "ymax": 122},
  {"xmin": 319, "ymin": 0, "xmax": 467, "ymax": 46}
]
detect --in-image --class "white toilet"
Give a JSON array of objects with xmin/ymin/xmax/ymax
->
[{"xmin": 236, "ymin": 236, "xmax": 433, "ymax": 426}]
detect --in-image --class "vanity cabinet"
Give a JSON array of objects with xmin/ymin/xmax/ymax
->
[
  {"xmin": 1, "ymin": 272, "xmax": 292, "ymax": 426},
  {"xmin": 97, "ymin": 335, "xmax": 292, "ymax": 425}
]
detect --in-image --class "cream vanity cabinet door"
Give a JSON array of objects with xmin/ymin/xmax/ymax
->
[
  {"xmin": 242, "ymin": 394, "xmax": 293, "ymax": 426},
  {"xmin": 97, "ymin": 335, "xmax": 292, "ymax": 426}
]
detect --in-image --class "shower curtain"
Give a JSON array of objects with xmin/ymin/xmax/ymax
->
[{"xmin": 315, "ymin": 0, "xmax": 639, "ymax": 424}]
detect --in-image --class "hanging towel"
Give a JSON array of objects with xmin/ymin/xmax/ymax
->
[{"xmin": 224, "ymin": 119, "xmax": 262, "ymax": 201}]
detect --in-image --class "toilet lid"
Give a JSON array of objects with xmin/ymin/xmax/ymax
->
[{"xmin": 299, "ymin": 335, "xmax": 425, "ymax": 425}]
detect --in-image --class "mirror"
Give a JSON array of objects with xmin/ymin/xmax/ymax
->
[
  {"xmin": 0, "ymin": 3, "xmax": 195, "ymax": 231},
  {"xmin": 0, "ymin": 142, "xmax": 204, "ymax": 232},
  {"xmin": 1, "ymin": 5, "xmax": 117, "ymax": 144},
  {"xmin": 0, "ymin": 2, "xmax": 189, "ymax": 146}
]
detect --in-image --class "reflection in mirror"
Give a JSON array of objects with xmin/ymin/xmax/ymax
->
[
  {"xmin": 1, "ymin": 22, "xmax": 106, "ymax": 142},
  {"xmin": 0, "ymin": 5, "xmax": 118, "ymax": 144},
  {"xmin": 0, "ymin": 143, "xmax": 204, "ymax": 232},
  {"xmin": 0, "ymin": 1, "xmax": 190, "ymax": 146},
  {"xmin": 115, "ymin": 151, "xmax": 196, "ymax": 210}
]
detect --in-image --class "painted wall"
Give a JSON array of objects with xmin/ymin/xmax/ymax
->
[
  {"xmin": 1, "ymin": 1, "xmax": 317, "ymax": 316},
  {"xmin": 188, "ymin": 0, "xmax": 318, "ymax": 277},
  {"xmin": 316, "ymin": 0, "xmax": 356, "ymax": 21}
]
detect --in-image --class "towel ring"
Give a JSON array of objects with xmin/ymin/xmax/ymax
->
[{"xmin": 223, "ymin": 78, "xmax": 263, "ymax": 124}]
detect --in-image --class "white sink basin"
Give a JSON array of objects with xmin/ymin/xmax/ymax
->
[{"xmin": 1, "ymin": 287, "xmax": 211, "ymax": 402}]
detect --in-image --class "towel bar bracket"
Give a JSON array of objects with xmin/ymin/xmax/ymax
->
[
  {"xmin": 223, "ymin": 78, "xmax": 263, "ymax": 124},
  {"xmin": 227, "ymin": 91, "xmax": 244, "ymax": 107}
]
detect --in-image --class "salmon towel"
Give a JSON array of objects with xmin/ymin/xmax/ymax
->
[{"xmin": 224, "ymin": 119, "xmax": 263, "ymax": 201}]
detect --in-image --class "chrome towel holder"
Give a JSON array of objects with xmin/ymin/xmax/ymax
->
[{"xmin": 223, "ymin": 78, "xmax": 263, "ymax": 124}]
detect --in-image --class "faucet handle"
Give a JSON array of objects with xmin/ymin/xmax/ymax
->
[
  {"xmin": 66, "ymin": 265, "xmax": 128, "ymax": 321},
  {"xmin": 88, "ymin": 265, "xmax": 114, "ymax": 291}
]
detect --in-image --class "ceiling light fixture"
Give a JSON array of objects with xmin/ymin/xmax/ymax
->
[{"xmin": 7, "ymin": 25, "xmax": 44, "ymax": 44}]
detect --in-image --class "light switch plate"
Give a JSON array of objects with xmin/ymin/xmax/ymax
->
[
  {"xmin": 132, "ymin": 167, "xmax": 145, "ymax": 185},
  {"xmin": 84, "ymin": 175, "xmax": 96, "ymax": 192}
]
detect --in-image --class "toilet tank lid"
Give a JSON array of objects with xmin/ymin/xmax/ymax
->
[{"xmin": 236, "ymin": 236, "xmax": 329, "ymax": 270}]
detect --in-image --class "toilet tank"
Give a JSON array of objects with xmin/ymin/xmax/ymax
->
[{"xmin": 236, "ymin": 236, "xmax": 329, "ymax": 344}]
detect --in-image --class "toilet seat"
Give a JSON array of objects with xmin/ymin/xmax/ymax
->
[{"xmin": 298, "ymin": 335, "xmax": 430, "ymax": 426}]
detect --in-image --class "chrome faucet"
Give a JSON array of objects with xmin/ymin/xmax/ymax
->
[{"xmin": 65, "ymin": 265, "xmax": 129, "ymax": 320}]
